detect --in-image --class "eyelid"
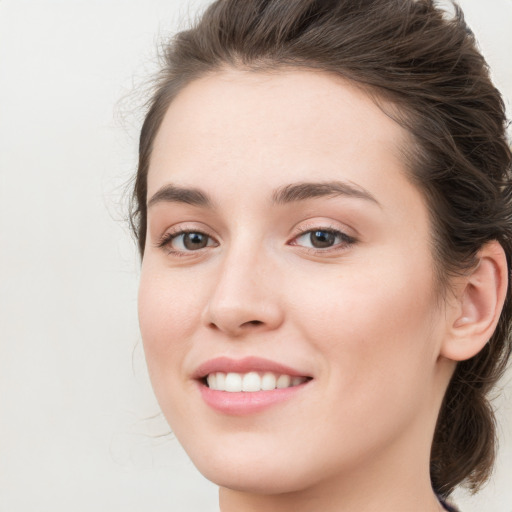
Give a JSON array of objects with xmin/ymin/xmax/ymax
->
[
  {"xmin": 158, "ymin": 230, "xmax": 216, "ymax": 247},
  {"xmin": 155, "ymin": 223, "xmax": 220, "ymax": 255},
  {"xmin": 154, "ymin": 220, "xmax": 357, "ymax": 257},
  {"xmin": 288, "ymin": 222, "xmax": 357, "ymax": 253},
  {"xmin": 289, "ymin": 220, "xmax": 356, "ymax": 240}
]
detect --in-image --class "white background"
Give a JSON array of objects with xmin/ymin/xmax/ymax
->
[{"xmin": 0, "ymin": 1, "xmax": 511, "ymax": 511}]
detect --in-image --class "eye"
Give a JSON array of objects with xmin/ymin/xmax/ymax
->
[
  {"xmin": 159, "ymin": 230, "xmax": 218, "ymax": 253},
  {"xmin": 291, "ymin": 228, "xmax": 355, "ymax": 251}
]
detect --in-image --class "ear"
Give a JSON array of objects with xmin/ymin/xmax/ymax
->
[{"xmin": 441, "ymin": 240, "xmax": 508, "ymax": 362}]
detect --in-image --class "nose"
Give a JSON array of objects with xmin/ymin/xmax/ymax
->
[{"xmin": 201, "ymin": 248, "xmax": 284, "ymax": 337}]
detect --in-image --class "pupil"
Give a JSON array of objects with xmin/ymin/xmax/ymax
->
[
  {"xmin": 184, "ymin": 232, "xmax": 207, "ymax": 250},
  {"xmin": 311, "ymin": 230, "xmax": 335, "ymax": 248}
]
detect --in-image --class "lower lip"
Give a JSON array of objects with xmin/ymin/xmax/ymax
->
[{"xmin": 197, "ymin": 381, "xmax": 310, "ymax": 415}]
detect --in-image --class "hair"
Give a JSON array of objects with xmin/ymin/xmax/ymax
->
[{"xmin": 130, "ymin": 0, "xmax": 512, "ymax": 499}]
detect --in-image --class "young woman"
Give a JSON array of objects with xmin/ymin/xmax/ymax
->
[{"xmin": 130, "ymin": 1, "xmax": 512, "ymax": 510}]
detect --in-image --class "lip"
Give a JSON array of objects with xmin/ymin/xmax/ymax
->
[
  {"xmin": 192, "ymin": 356, "xmax": 311, "ymax": 380},
  {"xmin": 193, "ymin": 356, "xmax": 313, "ymax": 416}
]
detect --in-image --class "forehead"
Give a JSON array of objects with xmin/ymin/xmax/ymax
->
[{"xmin": 148, "ymin": 68, "xmax": 416, "ymax": 208}]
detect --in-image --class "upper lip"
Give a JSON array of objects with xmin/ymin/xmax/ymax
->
[{"xmin": 193, "ymin": 356, "xmax": 312, "ymax": 380}]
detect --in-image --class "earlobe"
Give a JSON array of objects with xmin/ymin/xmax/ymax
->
[{"xmin": 441, "ymin": 241, "xmax": 508, "ymax": 362}]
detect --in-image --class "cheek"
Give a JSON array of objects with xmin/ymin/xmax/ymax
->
[
  {"xmin": 287, "ymin": 252, "xmax": 439, "ymax": 397},
  {"xmin": 137, "ymin": 269, "xmax": 205, "ymax": 427},
  {"xmin": 279, "ymin": 261, "xmax": 441, "ymax": 467},
  {"xmin": 138, "ymin": 267, "xmax": 200, "ymax": 378}
]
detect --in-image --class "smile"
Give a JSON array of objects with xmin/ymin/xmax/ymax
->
[
  {"xmin": 206, "ymin": 371, "xmax": 309, "ymax": 392},
  {"xmin": 194, "ymin": 356, "xmax": 313, "ymax": 415}
]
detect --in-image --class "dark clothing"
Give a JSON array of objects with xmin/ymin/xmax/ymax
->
[{"xmin": 440, "ymin": 498, "xmax": 460, "ymax": 512}]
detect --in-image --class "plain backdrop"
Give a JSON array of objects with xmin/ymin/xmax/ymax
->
[{"xmin": 0, "ymin": 1, "xmax": 511, "ymax": 511}]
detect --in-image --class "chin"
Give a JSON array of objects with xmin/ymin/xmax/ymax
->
[
  {"xmin": 184, "ymin": 436, "xmax": 336, "ymax": 496},
  {"xmin": 198, "ymin": 462, "xmax": 312, "ymax": 495}
]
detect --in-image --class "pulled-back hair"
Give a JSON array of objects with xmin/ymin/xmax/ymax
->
[{"xmin": 130, "ymin": 0, "xmax": 512, "ymax": 498}]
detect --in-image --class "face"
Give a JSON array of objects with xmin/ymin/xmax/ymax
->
[{"xmin": 139, "ymin": 69, "xmax": 450, "ymax": 495}]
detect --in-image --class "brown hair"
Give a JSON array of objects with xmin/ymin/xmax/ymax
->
[{"xmin": 130, "ymin": 0, "xmax": 512, "ymax": 498}]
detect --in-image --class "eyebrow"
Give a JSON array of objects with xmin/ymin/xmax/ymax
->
[
  {"xmin": 271, "ymin": 180, "xmax": 380, "ymax": 207},
  {"xmin": 148, "ymin": 184, "xmax": 213, "ymax": 209},
  {"xmin": 147, "ymin": 180, "xmax": 380, "ymax": 209}
]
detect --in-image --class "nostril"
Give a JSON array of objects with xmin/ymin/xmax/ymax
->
[{"xmin": 207, "ymin": 319, "xmax": 262, "ymax": 331}]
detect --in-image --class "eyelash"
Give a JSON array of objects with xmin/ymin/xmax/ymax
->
[
  {"xmin": 157, "ymin": 228, "xmax": 218, "ymax": 257},
  {"xmin": 288, "ymin": 225, "xmax": 356, "ymax": 255},
  {"xmin": 157, "ymin": 226, "xmax": 356, "ymax": 257}
]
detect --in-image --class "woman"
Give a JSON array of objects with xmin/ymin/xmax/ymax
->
[{"xmin": 130, "ymin": 0, "xmax": 512, "ymax": 510}]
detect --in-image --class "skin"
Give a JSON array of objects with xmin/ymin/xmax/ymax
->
[{"xmin": 138, "ymin": 69, "xmax": 505, "ymax": 511}]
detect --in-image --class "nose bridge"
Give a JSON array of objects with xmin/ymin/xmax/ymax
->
[{"xmin": 202, "ymin": 234, "xmax": 282, "ymax": 335}]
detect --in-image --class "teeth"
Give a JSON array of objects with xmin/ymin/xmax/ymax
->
[
  {"xmin": 242, "ymin": 371, "xmax": 261, "ymax": 392},
  {"xmin": 261, "ymin": 372, "xmax": 277, "ymax": 390},
  {"xmin": 206, "ymin": 373, "xmax": 217, "ymax": 390},
  {"xmin": 205, "ymin": 371, "xmax": 308, "ymax": 392},
  {"xmin": 216, "ymin": 372, "xmax": 226, "ymax": 390},
  {"xmin": 291, "ymin": 376, "xmax": 303, "ymax": 386},
  {"xmin": 225, "ymin": 372, "xmax": 243, "ymax": 392},
  {"xmin": 276, "ymin": 374, "xmax": 291, "ymax": 389}
]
